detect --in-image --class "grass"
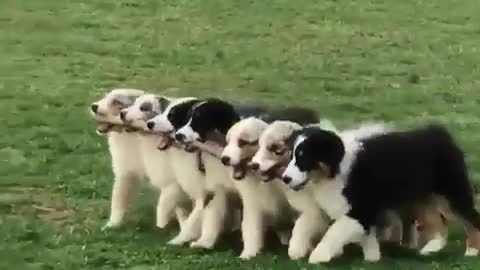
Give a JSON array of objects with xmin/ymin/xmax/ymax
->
[{"xmin": 1, "ymin": 0, "xmax": 480, "ymax": 269}]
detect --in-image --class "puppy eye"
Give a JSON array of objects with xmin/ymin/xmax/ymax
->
[
  {"xmin": 238, "ymin": 139, "xmax": 248, "ymax": 148},
  {"xmin": 140, "ymin": 102, "xmax": 152, "ymax": 112},
  {"xmin": 274, "ymin": 148, "xmax": 285, "ymax": 156},
  {"xmin": 111, "ymin": 99, "xmax": 123, "ymax": 107}
]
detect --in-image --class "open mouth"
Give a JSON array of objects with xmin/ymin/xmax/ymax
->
[
  {"xmin": 183, "ymin": 143, "xmax": 198, "ymax": 153},
  {"xmin": 96, "ymin": 123, "xmax": 114, "ymax": 134},
  {"xmin": 231, "ymin": 159, "xmax": 250, "ymax": 180},
  {"xmin": 157, "ymin": 136, "xmax": 173, "ymax": 150},
  {"xmin": 259, "ymin": 164, "xmax": 285, "ymax": 182},
  {"xmin": 290, "ymin": 180, "xmax": 309, "ymax": 191}
]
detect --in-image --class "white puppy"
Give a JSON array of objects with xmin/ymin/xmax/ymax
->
[
  {"xmin": 91, "ymin": 89, "xmax": 185, "ymax": 229},
  {"xmin": 121, "ymin": 94, "xmax": 209, "ymax": 245},
  {"xmin": 224, "ymin": 118, "xmax": 329, "ymax": 260}
]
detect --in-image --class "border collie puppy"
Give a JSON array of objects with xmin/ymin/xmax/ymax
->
[
  {"xmin": 147, "ymin": 97, "xmax": 243, "ymax": 251},
  {"xmin": 283, "ymin": 125, "xmax": 480, "ymax": 263},
  {"xmin": 121, "ymin": 94, "xmax": 208, "ymax": 245},
  {"xmin": 90, "ymin": 89, "xmax": 186, "ymax": 229},
  {"xmin": 222, "ymin": 117, "xmax": 329, "ymax": 260},
  {"xmin": 253, "ymin": 121, "xmax": 449, "ymax": 253}
]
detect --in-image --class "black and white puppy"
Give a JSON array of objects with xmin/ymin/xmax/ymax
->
[
  {"xmin": 147, "ymin": 97, "xmax": 244, "ymax": 252},
  {"xmin": 283, "ymin": 125, "xmax": 480, "ymax": 262}
]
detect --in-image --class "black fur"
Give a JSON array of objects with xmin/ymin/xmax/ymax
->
[
  {"xmin": 188, "ymin": 98, "xmax": 320, "ymax": 142},
  {"xmin": 294, "ymin": 125, "xmax": 480, "ymax": 231},
  {"xmin": 167, "ymin": 99, "xmax": 202, "ymax": 129}
]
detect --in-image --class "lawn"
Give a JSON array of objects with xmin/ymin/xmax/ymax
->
[{"xmin": 1, "ymin": 0, "xmax": 480, "ymax": 269}]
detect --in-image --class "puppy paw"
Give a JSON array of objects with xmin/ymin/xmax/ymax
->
[
  {"xmin": 239, "ymin": 249, "xmax": 259, "ymax": 260},
  {"xmin": 364, "ymin": 248, "xmax": 381, "ymax": 262},
  {"xmin": 168, "ymin": 235, "xmax": 189, "ymax": 246},
  {"xmin": 465, "ymin": 247, "xmax": 479, "ymax": 256},
  {"xmin": 156, "ymin": 218, "xmax": 169, "ymax": 229},
  {"xmin": 102, "ymin": 220, "xmax": 122, "ymax": 231},
  {"xmin": 288, "ymin": 246, "xmax": 309, "ymax": 260},
  {"xmin": 420, "ymin": 236, "xmax": 446, "ymax": 255},
  {"xmin": 190, "ymin": 239, "xmax": 215, "ymax": 249},
  {"xmin": 309, "ymin": 245, "xmax": 333, "ymax": 264}
]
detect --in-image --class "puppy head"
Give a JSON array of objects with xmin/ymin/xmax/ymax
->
[
  {"xmin": 282, "ymin": 127, "xmax": 345, "ymax": 191},
  {"xmin": 146, "ymin": 97, "xmax": 199, "ymax": 134},
  {"xmin": 251, "ymin": 121, "xmax": 302, "ymax": 182},
  {"xmin": 221, "ymin": 117, "xmax": 268, "ymax": 180},
  {"xmin": 90, "ymin": 88, "xmax": 145, "ymax": 134},
  {"xmin": 176, "ymin": 98, "xmax": 240, "ymax": 144},
  {"xmin": 120, "ymin": 94, "xmax": 170, "ymax": 125}
]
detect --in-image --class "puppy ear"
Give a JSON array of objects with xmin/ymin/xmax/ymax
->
[
  {"xmin": 315, "ymin": 131, "xmax": 344, "ymax": 178},
  {"xmin": 157, "ymin": 97, "xmax": 170, "ymax": 112},
  {"xmin": 285, "ymin": 129, "xmax": 302, "ymax": 149}
]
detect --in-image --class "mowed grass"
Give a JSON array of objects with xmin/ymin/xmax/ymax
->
[{"xmin": 1, "ymin": 0, "xmax": 480, "ymax": 269}]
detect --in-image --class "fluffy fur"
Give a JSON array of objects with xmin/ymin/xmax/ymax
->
[
  {"xmin": 283, "ymin": 124, "xmax": 480, "ymax": 262},
  {"xmin": 148, "ymin": 97, "xmax": 242, "ymax": 251},
  {"xmin": 121, "ymin": 94, "xmax": 208, "ymax": 245},
  {"xmin": 90, "ymin": 89, "xmax": 187, "ymax": 230}
]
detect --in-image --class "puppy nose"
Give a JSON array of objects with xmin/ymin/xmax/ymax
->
[
  {"xmin": 249, "ymin": 162, "xmax": 259, "ymax": 171},
  {"xmin": 91, "ymin": 104, "xmax": 98, "ymax": 113},
  {"xmin": 119, "ymin": 111, "xmax": 126, "ymax": 121},
  {"xmin": 175, "ymin": 133, "xmax": 186, "ymax": 143},
  {"xmin": 146, "ymin": 121, "xmax": 155, "ymax": 130},
  {"xmin": 221, "ymin": 156, "xmax": 230, "ymax": 166},
  {"xmin": 282, "ymin": 176, "xmax": 292, "ymax": 184}
]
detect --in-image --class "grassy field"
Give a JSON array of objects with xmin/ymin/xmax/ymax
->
[{"xmin": 1, "ymin": 0, "xmax": 480, "ymax": 269}]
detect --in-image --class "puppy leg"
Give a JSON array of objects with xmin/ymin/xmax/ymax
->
[
  {"xmin": 103, "ymin": 173, "xmax": 138, "ymax": 229},
  {"xmin": 360, "ymin": 227, "xmax": 381, "ymax": 262},
  {"xmin": 190, "ymin": 191, "xmax": 228, "ymax": 249},
  {"xmin": 157, "ymin": 184, "xmax": 183, "ymax": 229},
  {"xmin": 239, "ymin": 204, "xmax": 265, "ymax": 260},
  {"xmin": 418, "ymin": 208, "xmax": 448, "ymax": 255},
  {"xmin": 309, "ymin": 215, "xmax": 366, "ymax": 264},
  {"xmin": 169, "ymin": 198, "xmax": 204, "ymax": 245},
  {"xmin": 175, "ymin": 207, "xmax": 189, "ymax": 230},
  {"xmin": 276, "ymin": 230, "xmax": 291, "ymax": 246},
  {"xmin": 288, "ymin": 211, "xmax": 327, "ymax": 260}
]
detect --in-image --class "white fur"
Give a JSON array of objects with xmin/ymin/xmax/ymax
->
[
  {"xmin": 176, "ymin": 121, "xmax": 200, "ymax": 143},
  {"xmin": 226, "ymin": 118, "xmax": 329, "ymax": 260},
  {"xmin": 419, "ymin": 233, "xmax": 447, "ymax": 255},
  {"xmin": 123, "ymin": 94, "xmax": 209, "ymax": 245}
]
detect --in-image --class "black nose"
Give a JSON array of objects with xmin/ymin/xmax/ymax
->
[
  {"xmin": 175, "ymin": 133, "xmax": 186, "ymax": 142},
  {"xmin": 120, "ymin": 111, "xmax": 126, "ymax": 121},
  {"xmin": 282, "ymin": 176, "xmax": 292, "ymax": 184},
  {"xmin": 249, "ymin": 162, "xmax": 259, "ymax": 171},
  {"xmin": 91, "ymin": 104, "xmax": 98, "ymax": 113},
  {"xmin": 221, "ymin": 156, "xmax": 230, "ymax": 166},
  {"xmin": 146, "ymin": 121, "xmax": 155, "ymax": 130}
]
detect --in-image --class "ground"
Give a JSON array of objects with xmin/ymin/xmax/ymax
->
[{"xmin": 0, "ymin": 0, "xmax": 479, "ymax": 269}]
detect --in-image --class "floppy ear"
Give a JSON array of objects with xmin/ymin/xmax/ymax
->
[
  {"xmin": 157, "ymin": 96, "xmax": 170, "ymax": 113},
  {"xmin": 285, "ymin": 129, "xmax": 302, "ymax": 149},
  {"xmin": 314, "ymin": 131, "xmax": 345, "ymax": 178}
]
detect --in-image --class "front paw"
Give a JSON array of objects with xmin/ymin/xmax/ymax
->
[
  {"xmin": 190, "ymin": 239, "xmax": 215, "ymax": 249},
  {"xmin": 156, "ymin": 217, "xmax": 170, "ymax": 229},
  {"xmin": 102, "ymin": 219, "xmax": 122, "ymax": 231},
  {"xmin": 309, "ymin": 244, "xmax": 333, "ymax": 264},
  {"xmin": 168, "ymin": 235, "xmax": 189, "ymax": 246},
  {"xmin": 288, "ymin": 245, "xmax": 309, "ymax": 260},
  {"xmin": 239, "ymin": 249, "xmax": 260, "ymax": 260}
]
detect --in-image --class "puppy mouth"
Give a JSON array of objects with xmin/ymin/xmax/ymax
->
[
  {"xmin": 157, "ymin": 136, "xmax": 173, "ymax": 150},
  {"xmin": 232, "ymin": 160, "xmax": 249, "ymax": 180},
  {"xmin": 183, "ymin": 143, "xmax": 198, "ymax": 153},
  {"xmin": 290, "ymin": 180, "xmax": 309, "ymax": 191},
  {"xmin": 259, "ymin": 164, "xmax": 285, "ymax": 182},
  {"xmin": 96, "ymin": 123, "xmax": 114, "ymax": 134}
]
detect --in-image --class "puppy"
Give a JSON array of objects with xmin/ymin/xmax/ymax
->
[
  {"xmin": 121, "ymin": 94, "xmax": 208, "ymax": 245},
  {"xmin": 90, "ymin": 89, "xmax": 186, "ymax": 229},
  {"xmin": 282, "ymin": 125, "xmax": 480, "ymax": 263},
  {"xmin": 222, "ymin": 117, "xmax": 329, "ymax": 260},
  {"xmin": 147, "ymin": 97, "xmax": 242, "ymax": 251}
]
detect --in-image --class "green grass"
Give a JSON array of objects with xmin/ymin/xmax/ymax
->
[{"xmin": 1, "ymin": 0, "xmax": 480, "ymax": 269}]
